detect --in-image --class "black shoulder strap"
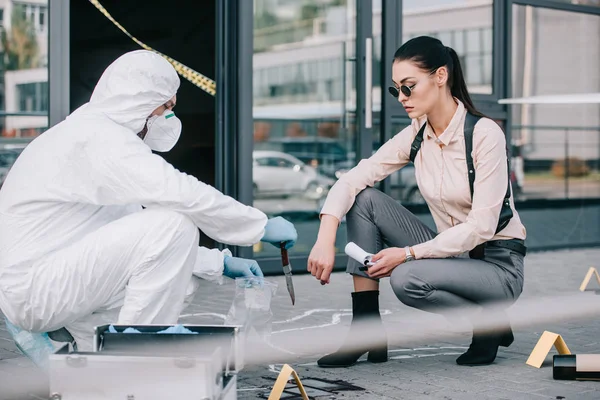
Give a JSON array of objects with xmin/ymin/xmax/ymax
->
[
  {"xmin": 465, "ymin": 112, "xmax": 513, "ymax": 234},
  {"xmin": 464, "ymin": 112, "xmax": 512, "ymax": 202},
  {"xmin": 463, "ymin": 113, "xmax": 479, "ymax": 199},
  {"xmin": 409, "ymin": 122, "xmax": 427, "ymax": 163}
]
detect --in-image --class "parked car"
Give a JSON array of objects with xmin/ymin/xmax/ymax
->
[
  {"xmin": 254, "ymin": 136, "xmax": 354, "ymax": 179},
  {"xmin": 252, "ymin": 150, "xmax": 334, "ymax": 199}
]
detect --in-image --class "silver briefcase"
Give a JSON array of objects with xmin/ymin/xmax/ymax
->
[{"xmin": 48, "ymin": 324, "xmax": 240, "ymax": 400}]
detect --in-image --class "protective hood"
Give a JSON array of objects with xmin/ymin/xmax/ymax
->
[{"xmin": 73, "ymin": 50, "xmax": 180, "ymax": 133}]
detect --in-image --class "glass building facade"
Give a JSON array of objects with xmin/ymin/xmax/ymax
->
[{"xmin": 0, "ymin": 0, "xmax": 599, "ymax": 274}]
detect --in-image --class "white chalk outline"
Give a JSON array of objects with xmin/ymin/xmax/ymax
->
[
  {"xmin": 273, "ymin": 308, "xmax": 353, "ymax": 324},
  {"xmin": 179, "ymin": 312, "xmax": 227, "ymax": 319},
  {"xmin": 180, "ymin": 310, "xmax": 469, "ymax": 393},
  {"xmin": 179, "ymin": 308, "xmax": 393, "ymax": 335},
  {"xmin": 264, "ymin": 346, "xmax": 469, "ymax": 371},
  {"xmin": 273, "ymin": 309, "xmax": 392, "ymax": 334}
]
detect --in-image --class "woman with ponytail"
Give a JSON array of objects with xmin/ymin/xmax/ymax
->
[{"xmin": 307, "ymin": 36, "xmax": 527, "ymax": 368}]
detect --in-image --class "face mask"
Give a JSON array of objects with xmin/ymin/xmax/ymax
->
[{"xmin": 143, "ymin": 110, "xmax": 182, "ymax": 152}]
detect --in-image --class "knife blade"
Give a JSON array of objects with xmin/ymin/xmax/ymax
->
[{"xmin": 280, "ymin": 242, "xmax": 296, "ymax": 305}]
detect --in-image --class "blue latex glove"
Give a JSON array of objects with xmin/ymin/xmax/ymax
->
[
  {"xmin": 261, "ymin": 216, "xmax": 298, "ymax": 250},
  {"xmin": 5, "ymin": 318, "xmax": 54, "ymax": 371},
  {"xmin": 108, "ymin": 325, "xmax": 141, "ymax": 334},
  {"xmin": 157, "ymin": 324, "xmax": 198, "ymax": 335},
  {"xmin": 223, "ymin": 255, "xmax": 264, "ymax": 279},
  {"xmin": 107, "ymin": 324, "xmax": 197, "ymax": 335}
]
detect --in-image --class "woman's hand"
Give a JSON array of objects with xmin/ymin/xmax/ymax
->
[
  {"xmin": 307, "ymin": 240, "xmax": 336, "ymax": 284},
  {"xmin": 367, "ymin": 247, "xmax": 407, "ymax": 279},
  {"xmin": 308, "ymin": 214, "xmax": 339, "ymax": 285}
]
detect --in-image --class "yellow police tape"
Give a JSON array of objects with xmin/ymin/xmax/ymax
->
[{"xmin": 88, "ymin": 0, "xmax": 217, "ymax": 97}]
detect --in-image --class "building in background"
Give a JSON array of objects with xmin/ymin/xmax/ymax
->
[
  {"xmin": 252, "ymin": 0, "xmax": 599, "ymax": 178},
  {"xmin": 511, "ymin": 5, "xmax": 600, "ymax": 171},
  {"xmin": 0, "ymin": 0, "xmax": 48, "ymax": 139}
]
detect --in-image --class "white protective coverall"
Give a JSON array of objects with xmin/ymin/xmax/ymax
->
[{"xmin": 0, "ymin": 50, "xmax": 268, "ymax": 350}]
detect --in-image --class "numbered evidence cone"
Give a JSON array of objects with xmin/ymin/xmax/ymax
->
[{"xmin": 554, "ymin": 354, "xmax": 600, "ymax": 381}]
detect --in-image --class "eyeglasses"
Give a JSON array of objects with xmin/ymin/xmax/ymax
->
[
  {"xmin": 388, "ymin": 84, "xmax": 414, "ymax": 99},
  {"xmin": 388, "ymin": 69, "xmax": 438, "ymax": 99}
]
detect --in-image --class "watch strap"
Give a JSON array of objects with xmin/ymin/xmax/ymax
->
[{"xmin": 404, "ymin": 246, "xmax": 415, "ymax": 262}]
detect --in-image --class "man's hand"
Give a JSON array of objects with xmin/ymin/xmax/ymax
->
[
  {"xmin": 307, "ymin": 240, "xmax": 336, "ymax": 284},
  {"xmin": 367, "ymin": 248, "xmax": 406, "ymax": 279},
  {"xmin": 223, "ymin": 256, "xmax": 264, "ymax": 279},
  {"xmin": 261, "ymin": 216, "xmax": 298, "ymax": 250}
]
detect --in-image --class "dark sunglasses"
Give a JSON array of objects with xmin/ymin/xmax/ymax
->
[
  {"xmin": 388, "ymin": 69, "xmax": 438, "ymax": 99},
  {"xmin": 388, "ymin": 84, "xmax": 413, "ymax": 98}
]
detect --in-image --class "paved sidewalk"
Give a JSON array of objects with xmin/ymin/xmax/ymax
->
[{"xmin": 2, "ymin": 247, "xmax": 600, "ymax": 399}]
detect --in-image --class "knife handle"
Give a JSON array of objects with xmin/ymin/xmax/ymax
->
[{"xmin": 280, "ymin": 242, "xmax": 289, "ymax": 266}]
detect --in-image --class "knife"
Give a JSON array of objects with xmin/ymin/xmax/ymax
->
[{"xmin": 280, "ymin": 242, "xmax": 296, "ymax": 305}]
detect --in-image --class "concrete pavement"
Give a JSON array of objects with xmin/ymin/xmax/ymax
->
[{"xmin": 2, "ymin": 247, "xmax": 600, "ymax": 399}]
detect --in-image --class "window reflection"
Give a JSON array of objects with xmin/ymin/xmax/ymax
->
[
  {"xmin": 252, "ymin": 0, "xmax": 356, "ymax": 257},
  {"xmin": 551, "ymin": 0, "xmax": 600, "ymax": 7},
  {"xmin": 0, "ymin": 0, "xmax": 49, "ymax": 188},
  {"xmin": 402, "ymin": 0, "xmax": 494, "ymax": 94},
  {"xmin": 511, "ymin": 5, "xmax": 600, "ymax": 200}
]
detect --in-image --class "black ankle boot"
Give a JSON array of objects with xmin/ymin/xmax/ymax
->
[
  {"xmin": 317, "ymin": 291, "xmax": 388, "ymax": 368},
  {"xmin": 456, "ymin": 325, "xmax": 513, "ymax": 366},
  {"xmin": 500, "ymin": 326, "xmax": 514, "ymax": 347}
]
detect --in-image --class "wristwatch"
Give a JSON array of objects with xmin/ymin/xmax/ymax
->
[{"xmin": 404, "ymin": 246, "xmax": 415, "ymax": 262}]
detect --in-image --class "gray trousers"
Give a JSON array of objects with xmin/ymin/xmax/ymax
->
[{"xmin": 346, "ymin": 188, "xmax": 525, "ymax": 315}]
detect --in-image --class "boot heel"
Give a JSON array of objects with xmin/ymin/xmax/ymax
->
[
  {"xmin": 500, "ymin": 329, "xmax": 514, "ymax": 347},
  {"xmin": 367, "ymin": 347, "xmax": 388, "ymax": 363}
]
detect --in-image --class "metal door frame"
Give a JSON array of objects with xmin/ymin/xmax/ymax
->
[{"xmin": 48, "ymin": 0, "xmax": 70, "ymax": 127}]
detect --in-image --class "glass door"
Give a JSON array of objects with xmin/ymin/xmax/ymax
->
[{"xmin": 250, "ymin": 0, "xmax": 378, "ymax": 272}]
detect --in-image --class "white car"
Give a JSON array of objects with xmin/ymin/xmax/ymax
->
[{"xmin": 253, "ymin": 150, "xmax": 334, "ymax": 199}]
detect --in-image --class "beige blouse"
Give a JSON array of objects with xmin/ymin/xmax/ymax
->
[{"xmin": 320, "ymin": 100, "xmax": 526, "ymax": 260}]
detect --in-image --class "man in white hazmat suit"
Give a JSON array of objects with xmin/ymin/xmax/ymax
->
[{"xmin": 0, "ymin": 50, "xmax": 298, "ymax": 355}]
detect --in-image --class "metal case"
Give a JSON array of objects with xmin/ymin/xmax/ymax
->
[{"xmin": 49, "ymin": 324, "xmax": 241, "ymax": 400}]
